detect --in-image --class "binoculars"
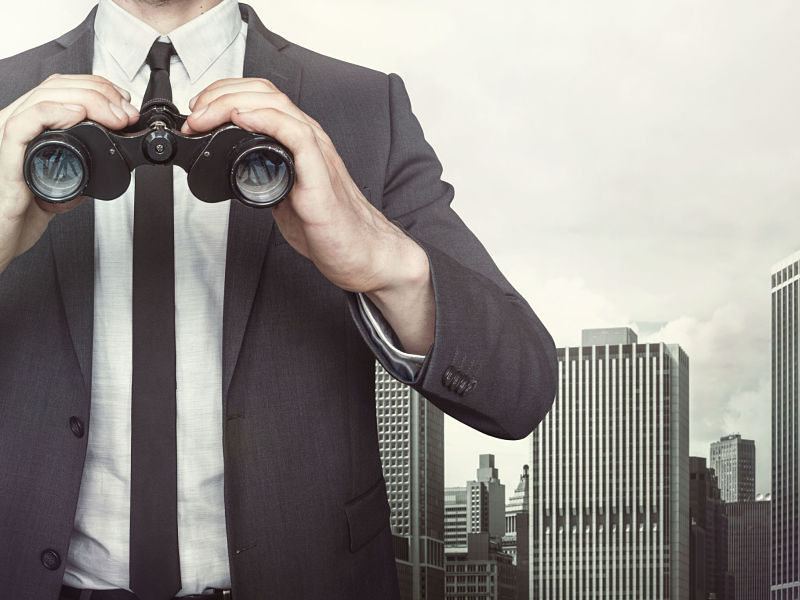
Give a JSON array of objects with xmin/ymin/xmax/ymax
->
[{"xmin": 23, "ymin": 100, "xmax": 295, "ymax": 208}]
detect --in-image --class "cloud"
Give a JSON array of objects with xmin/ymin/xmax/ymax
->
[{"xmin": 643, "ymin": 304, "xmax": 771, "ymax": 492}]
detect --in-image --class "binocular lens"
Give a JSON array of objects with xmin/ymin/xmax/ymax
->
[
  {"xmin": 26, "ymin": 143, "xmax": 87, "ymax": 202},
  {"xmin": 232, "ymin": 148, "xmax": 292, "ymax": 207}
]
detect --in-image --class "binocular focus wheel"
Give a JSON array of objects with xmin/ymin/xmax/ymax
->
[{"xmin": 23, "ymin": 136, "xmax": 89, "ymax": 203}]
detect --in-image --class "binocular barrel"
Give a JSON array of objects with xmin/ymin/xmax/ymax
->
[{"xmin": 23, "ymin": 114, "xmax": 295, "ymax": 209}]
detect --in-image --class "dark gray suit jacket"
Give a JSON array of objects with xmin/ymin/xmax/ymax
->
[{"xmin": 0, "ymin": 4, "xmax": 556, "ymax": 599}]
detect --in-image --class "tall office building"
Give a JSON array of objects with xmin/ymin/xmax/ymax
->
[
  {"xmin": 444, "ymin": 455, "xmax": 506, "ymax": 551},
  {"xmin": 503, "ymin": 465, "xmax": 530, "ymax": 562},
  {"xmin": 502, "ymin": 466, "xmax": 530, "ymax": 600},
  {"xmin": 710, "ymin": 434, "xmax": 756, "ymax": 503},
  {"xmin": 468, "ymin": 455, "xmax": 506, "ymax": 542},
  {"xmin": 726, "ymin": 496, "xmax": 771, "ymax": 600},
  {"xmin": 376, "ymin": 364, "xmax": 445, "ymax": 600},
  {"xmin": 445, "ymin": 487, "xmax": 468, "ymax": 549},
  {"xmin": 689, "ymin": 456, "xmax": 730, "ymax": 600},
  {"xmin": 530, "ymin": 327, "xmax": 690, "ymax": 599},
  {"xmin": 771, "ymin": 252, "xmax": 800, "ymax": 600}
]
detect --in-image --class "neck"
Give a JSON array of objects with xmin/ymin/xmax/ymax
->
[{"xmin": 111, "ymin": 0, "xmax": 225, "ymax": 34}]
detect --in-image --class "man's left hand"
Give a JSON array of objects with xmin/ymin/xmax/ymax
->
[{"xmin": 183, "ymin": 78, "xmax": 435, "ymax": 356}]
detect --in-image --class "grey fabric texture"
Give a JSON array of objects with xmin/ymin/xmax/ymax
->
[{"xmin": 0, "ymin": 4, "xmax": 557, "ymax": 599}]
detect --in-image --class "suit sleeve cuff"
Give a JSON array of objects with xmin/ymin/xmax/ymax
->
[{"xmin": 355, "ymin": 292, "xmax": 426, "ymax": 382}]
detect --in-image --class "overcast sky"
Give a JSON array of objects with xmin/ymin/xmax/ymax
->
[{"xmin": 4, "ymin": 0, "xmax": 798, "ymax": 496}]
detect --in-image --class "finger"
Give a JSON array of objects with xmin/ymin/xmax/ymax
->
[
  {"xmin": 13, "ymin": 87, "xmax": 137, "ymax": 129},
  {"xmin": 40, "ymin": 74, "xmax": 133, "ymax": 103},
  {"xmin": 189, "ymin": 80, "xmax": 277, "ymax": 111},
  {"xmin": 231, "ymin": 107, "xmax": 332, "ymax": 192},
  {"xmin": 0, "ymin": 76, "xmax": 132, "ymax": 137},
  {"xmin": 0, "ymin": 88, "xmax": 37, "ymax": 134},
  {"xmin": 189, "ymin": 77, "xmax": 280, "ymax": 109},
  {"xmin": 185, "ymin": 91, "xmax": 311, "ymax": 134},
  {"xmin": 39, "ymin": 73, "xmax": 131, "ymax": 102}
]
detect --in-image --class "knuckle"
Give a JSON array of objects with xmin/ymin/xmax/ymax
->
[
  {"xmin": 97, "ymin": 81, "xmax": 118, "ymax": 97},
  {"xmin": 300, "ymin": 122, "xmax": 316, "ymax": 141},
  {"xmin": 84, "ymin": 88, "xmax": 109, "ymax": 106}
]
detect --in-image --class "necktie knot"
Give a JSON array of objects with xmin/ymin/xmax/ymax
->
[
  {"xmin": 142, "ymin": 41, "xmax": 175, "ymax": 108},
  {"xmin": 146, "ymin": 41, "xmax": 175, "ymax": 74}
]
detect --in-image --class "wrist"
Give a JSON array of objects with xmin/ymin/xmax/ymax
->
[
  {"xmin": 364, "ymin": 233, "xmax": 435, "ymax": 356},
  {"xmin": 366, "ymin": 230, "xmax": 430, "ymax": 302}
]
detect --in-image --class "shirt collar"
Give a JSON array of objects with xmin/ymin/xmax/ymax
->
[{"xmin": 94, "ymin": 0, "xmax": 243, "ymax": 83}]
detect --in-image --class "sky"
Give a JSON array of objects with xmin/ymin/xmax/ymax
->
[{"xmin": 3, "ymin": 0, "xmax": 798, "ymax": 496}]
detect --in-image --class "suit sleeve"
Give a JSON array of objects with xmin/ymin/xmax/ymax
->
[{"xmin": 347, "ymin": 73, "xmax": 557, "ymax": 440}]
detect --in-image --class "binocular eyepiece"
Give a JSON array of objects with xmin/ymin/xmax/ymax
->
[{"xmin": 23, "ymin": 100, "xmax": 295, "ymax": 208}]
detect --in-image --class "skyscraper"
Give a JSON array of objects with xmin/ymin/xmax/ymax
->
[
  {"xmin": 689, "ymin": 456, "xmax": 730, "ymax": 600},
  {"xmin": 503, "ymin": 465, "xmax": 530, "ymax": 562},
  {"xmin": 770, "ymin": 252, "xmax": 800, "ymax": 600},
  {"xmin": 376, "ymin": 364, "xmax": 445, "ymax": 600},
  {"xmin": 726, "ymin": 496, "xmax": 771, "ymax": 600},
  {"xmin": 445, "ymin": 487, "xmax": 468, "ymax": 549},
  {"xmin": 530, "ymin": 327, "xmax": 690, "ymax": 599},
  {"xmin": 503, "ymin": 465, "xmax": 530, "ymax": 600},
  {"xmin": 710, "ymin": 434, "xmax": 756, "ymax": 503},
  {"xmin": 468, "ymin": 455, "xmax": 506, "ymax": 542},
  {"xmin": 444, "ymin": 455, "xmax": 506, "ymax": 551}
]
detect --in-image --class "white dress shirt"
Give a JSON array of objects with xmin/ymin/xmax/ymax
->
[{"xmin": 64, "ymin": 0, "xmax": 422, "ymax": 594}]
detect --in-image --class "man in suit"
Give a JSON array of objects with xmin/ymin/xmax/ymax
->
[{"xmin": 0, "ymin": 1, "xmax": 556, "ymax": 598}]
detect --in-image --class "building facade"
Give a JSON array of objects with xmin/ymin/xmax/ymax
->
[
  {"xmin": 710, "ymin": 434, "xmax": 756, "ymax": 503},
  {"xmin": 445, "ymin": 533, "xmax": 516, "ymax": 600},
  {"xmin": 502, "ymin": 465, "xmax": 530, "ymax": 600},
  {"xmin": 689, "ymin": 456, "xmax": 730, "ymax": 600},
  {"xmin": 445, "ymin": 487, "xmax": 468, "ymax": 550},
  {"xmin": 468, "ymin": 455, "xmax": 506, "ymax": 542},
  {"xmin": 530, "ymin": 327, "xmax": 690, "ymax": 599},
  {"xmin": 376, "ymin": 364, "xmax": 445, "ymax": 600},
  {"xmin": 771, "ymin": 252, "xmax": 800, "ymax": 600},
  {"xmin": 726, "ymin": 497, "xmax": 771, "ymax": 600}
]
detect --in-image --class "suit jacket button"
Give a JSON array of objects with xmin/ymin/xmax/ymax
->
[
  {"xmin": 456, "ymin": 378, "xmax": 471, "ymax": 395},
  {"xmin": 442, "ymin": 366, "xmax": 456, "ymax": 387},
  {"xmin": 464, "ymin": 380, "xmax": 477, "ymax": 394},
  {"xmin": 69, "ymin": 416, "xmax": 85, "ymax": 438},
  {"xmin": 41, "ymin": 549, "xmax": 61, "ymax": 570},
  {"xmin": 451, "ymin": 373, "xmax": 465, "ymax": 389}
]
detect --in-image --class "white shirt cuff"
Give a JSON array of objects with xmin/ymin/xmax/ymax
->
[{"xmin": 356, "ymin": 292, "xmax": 425, "ymax": 381}]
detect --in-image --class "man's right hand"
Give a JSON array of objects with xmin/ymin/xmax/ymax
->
[{"xmin": 0, "ymin": 74, "xmax": 139, "ymax": 275}]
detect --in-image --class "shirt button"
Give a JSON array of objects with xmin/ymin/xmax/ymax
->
[
  {"xmin": 69, "ymin": 416, "xmax": 85, "ymax": 438},
  {"xmin": 41, "ymin": 549, "xmax": 61, "ymax": 571}
]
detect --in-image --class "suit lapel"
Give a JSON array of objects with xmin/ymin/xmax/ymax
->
[
  {"xmin": 222, "ymin": 4, "xmax": 303, "ymax": 400},
  {"xmin": 44, "ymin": 9, "xmax": 97, "ymax": 393}
]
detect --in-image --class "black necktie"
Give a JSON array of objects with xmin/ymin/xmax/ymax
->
[{"xmin": 130, "ymin": 41, "xmax": 181, "ymax": 600}]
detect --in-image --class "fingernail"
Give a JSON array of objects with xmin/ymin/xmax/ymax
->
[
  {"xmin": 191, "ymin": 105, "xmax": 208, "ymax": 118},
  {"xmin": 121, "ymin": 98, "xmax": 139, "ymax": 118},
  {"xmin": 112, "ymin": 84, "xmax": 132, "ymax": 101},
  {"xmin": 108, "ymin": 101, "xmax": 126, "ymax": 120},
  {"xmin": 63, "ymin": 104, "xmax": 84, "ymax": 113},
  {"xmin": 189, "ymin": 95, "xmax": 198, "ymax": 110}
]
